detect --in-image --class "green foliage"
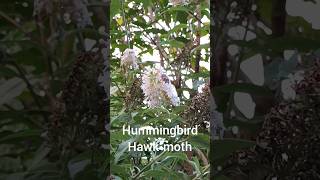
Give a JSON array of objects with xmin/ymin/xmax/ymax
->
[
  {"xmin": 0, "ymin": 0, "xmax": 108, "ymax": 179},
  {"xmin": 110, "ymin": 0, "xmax": 210, "ymax": 179},
  {"xmin": 213, "ymin": 0, "xmax": 320, "ymax": 178}
]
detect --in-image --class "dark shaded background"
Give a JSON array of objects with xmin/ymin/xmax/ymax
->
[
  {"xmin": 0, "ymin": 0, "xmax": 109, "ymax": 179},
  {"xmin": 212, "ymin": 0, "xmax": 320, "ymax": 179}
]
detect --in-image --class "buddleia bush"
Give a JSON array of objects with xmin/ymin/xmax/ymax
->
[
  {"xmin": 0, "ymin": 0, "xmax": 108, "ymax": 179},
  {"xmin": 220, "ymin": 61, "xmax": 320, "ymax": 179},
  {"xmin": 110, "ymin": 0, "xmax": 211, "ymax": 179}
]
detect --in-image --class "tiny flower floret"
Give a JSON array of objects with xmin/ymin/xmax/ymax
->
[
  {"xmin": 141, "ymin": 67, "xmax": 180, "ymax": 108},
  {"xmin": 121, "ymin": 48, "xmax": 138, "ymax": 69}
]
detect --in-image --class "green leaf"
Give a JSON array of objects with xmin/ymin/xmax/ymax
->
[
  {"xmin": 145, "ymin": 28, "xmax": 167, "ymax": 34},
  {"xmin": 224, "ymin": 118, "xmax": 262, "ymax": 133},
  {"xmin": 111, "ymin": 164, "xmax": 130, "ymax": 178},
  {"xmin": 136, "ymin": 0, "xmax": 152, "ymax": 8},
  {"xmin": 176, "ymin": 11, "xmax": 188, "ymax": 23},
  {"xmin": 161, "ymin": 6, "xmax": 191, "ymax": 15},
  {"xmin": 112, "ymin": 175, "xmax": 123, "ymax": 180},
  {"xmin": 68, "ymin": 159, "xmax": 91, "ymax": 179},
  {"xmin": 67, "ymin": 151, "xmax": 100, "ymax": 180},
  {"xmin": 1, "ymin": 172, "xmax": 25, "ymax": 180},
  {"xmin": 111, "ymin": 108, "xmax": 131, "ymax": 125},
  {"xmin": 213, "ymin": 138, "xmax": 255, "ymax": 160},
  {"xmin": 278, "ymin": 51, "xmax": 299, "ymax": 78},
  {"xmin": 169, "ymin": 24, "xmax": 188, "ymax": 33},
  {"xmin": 0, "ymin": 77, "xmax": 27, "ymax": 106},
  {"xmin": 27, "ymin": 144, "xmax": 51, "ymax": 171},
  {"xmin": 14, "ymin": 48, "xmax": 46, "ymax": 74},
  {"xmin": 213, "ymin": 83, "xmax": 272, "ymax": 111},
  {"xmin": 256, "ymin": 0, "xmax": 272, "ymax": 24},
  {"xmin": 0, "ymin": 130, "xmax": 41, "ymax": 143},
  {"xmin": 114, "ymin": 138, "xmax": 137, "ymax": 164},
  {"xmin": 214, "ymin": 83, "xmax": 272, "ymax": 96},
  {"xmin": 0, "ymin": 157, "xmax": 23, "ymax": 172},
  {"xmin": 0, "ymin": 66, "xmax": 17, "ymax": 77},
  {"xmin": 141, "ymin": 167, "xmax": 188, "ymax": 179},
  {"xmin": 0, "ymin": 110, "xmax": 49, "ymax": 127},
  {"xmin": 190, "ymin": 156, "xmax": 201, "ymax": 175},
  {"xmin": 234, "ymin": 37, "xmax": 320, "ymax": 53},
  {"xmin": 111, "ymin": 0, "xmax": 121, "ymax": 19},
  {"xmin": 164, "ymin": 152, "xmax": 188, "ymax": 161},
  {"xmin": 141, "ymin": 170, "xmax": 167, "ymax": 178},
  {"xmin": 214, "ymin": 175, "xmax": 231, "ymax": 180},
  {"xmin": 264, "ymin": 58, "xmax": 282, "ymax": 84},
  {"xmin": 191, "ymin": 43, "xmax": 210, "ymax": 54},
  {"xmin": 186, "ymin": 71, "xmax": 209, "ymax": 79},
  {"xmin": 188, "ymin": 133, "xmax": 209, "ymax": 149},
  {"xmin": 161, "ymin": 39, "xmax": 185, "ymax": 48}
]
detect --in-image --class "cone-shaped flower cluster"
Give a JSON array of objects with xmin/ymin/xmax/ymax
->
[
  {"xmin": 121, "ymin": 48, "xmax": 138, "ymax": 69},
  {"xmin": 141, "ymin": 67, "xmax": 180, "ymax": 108}
]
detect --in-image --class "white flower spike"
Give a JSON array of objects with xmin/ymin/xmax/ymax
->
[
  {"xmin": 141, "ymin": 67, "xmax": 180, "ymax": 108},
  {"xmin": 121, "ymin": 48, "xmax": 138, "ymax": 69}
]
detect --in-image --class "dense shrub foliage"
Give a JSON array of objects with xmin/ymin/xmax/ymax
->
[
  {"xmin": 0, "ymin": 0, "xmax": 320, "ymax": 179},
  {"xmin": 110, "ymin": 0, "xmax": 211, "ymax": 179},
  {"xmin": 0, "ymin": 0, "xmax": 108, "ymax": 179},
  {"xmin": 213, "ymin": 0, "xmax": 320, "ymax": 179}
]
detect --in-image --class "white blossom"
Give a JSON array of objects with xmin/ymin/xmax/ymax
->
[
  {"xmin": 121, "ymin": 49, "xmax": 138, "ymax": 69},
  {"xmin": 281, "ymin": 153, "xmax": 289, "ymax": 162},
  {"xmin": 281, "ymin": 71, "xmax": 304, "ymax": 100},
  {"xmin": 141, "ymin": 67, "xmax": 180, "ymax": 108},
  {"xmin": 162, "ymin": 80, "xmax": 180, "ymax": 106},
  {"xmin": 63, "ymin": 13, "xmax": 71, "ymax": 24},
  {"xmin": 232, "ymin": 126, "xmax": 239, "ymax": 135},
  {"xmin": 281, "ymin": 79, "xmax": 296, "ymax": 100}
]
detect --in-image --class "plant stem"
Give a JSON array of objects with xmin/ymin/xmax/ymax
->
[
  {"xmin": 132, "ymin": 151, "xmax": 168, "ymax": 179},
  {"xmin": 9, "ymin": 61, "xmax": 43, "ymax": 110},
  {"xmin": 0, "ymin": 10, "xmax": 41, "ymax": 44},
  {"xmin": 192, "ymin": 164, "xmax": 210, "ymax": 180},
  {"xmin": 0, "ymin": 10, "xmax": 28, "ymax": 34},
  {"xmin": 121, "ymin": 0, "xmax": 131, "ymax": 48}
]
